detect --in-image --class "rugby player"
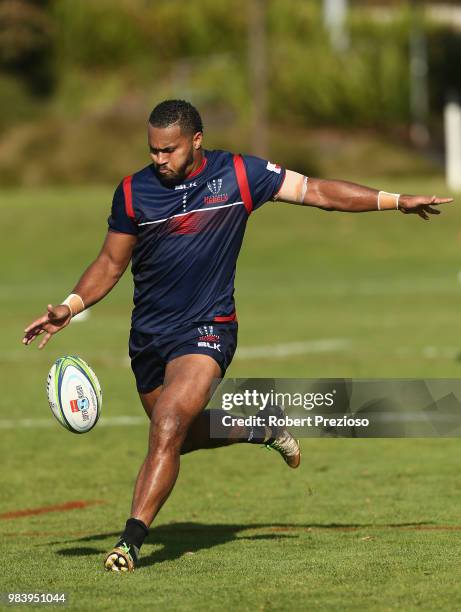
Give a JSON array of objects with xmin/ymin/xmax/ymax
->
[{"xmin": 22, "ymin": 100, "xmax": 452, "ymax": 572}]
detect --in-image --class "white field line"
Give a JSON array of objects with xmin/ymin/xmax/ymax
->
[
  {"xmin": 0, "ymin": 339, "xmax": 350, "ymax": 430},
  {"xmin": 4, "ymin": 340, "xmax": 461, "ymax": 370},
  {"xmin": 2, "ymin": 341, "xmax": 459, "ymax": 430},
  {"xmin": 235, "ymin": 339, "xmax": 350, "ymax": 359},
  {"xmin": 2, "ymin": 276, "xmax": 460, "ymax": 301},
  {"xmin": 0, "ymin": 415, "xmax": 145, "ymax": 430},
  {"xmin": 1, "ymin": 338, "xmax": 351, "ymax": 367}
]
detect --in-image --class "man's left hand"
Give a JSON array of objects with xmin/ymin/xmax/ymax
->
[{"xmin": 399, "ymin": 195, "xmax": 454, "ymax": 220}]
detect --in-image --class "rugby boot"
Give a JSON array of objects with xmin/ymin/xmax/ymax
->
[
  {"xmin": 104, "ymin": 540, "xmax": 138, "ymax": 573},
  {"xmin": 260, "ymin": 404, "xmax": 301, "ymax": 468},
  {"xmin": 265, "ymin": 429, "xmax": 301, "ymax": 469}
]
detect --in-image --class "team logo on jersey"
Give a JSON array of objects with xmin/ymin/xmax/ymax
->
[
  {"xmin": 207, "ymin": 179, "xmax": 223, "ymax": 195},
  {"xmin": 204, "ymin": 178, "xmax": 229, "ymax": 205},
  {"xmin": 266, "ymin": 161, "xmax": 281, "ymax": 174}
]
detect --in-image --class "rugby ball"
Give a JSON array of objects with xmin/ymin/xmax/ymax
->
[{"xmin": 46, "ymin": 356, "xmax": 102, "ymax": 434}]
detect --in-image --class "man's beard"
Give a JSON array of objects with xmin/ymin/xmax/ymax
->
[{"xmin": 153, "ymin": 150, "xmax": 194, "ymax": 186}]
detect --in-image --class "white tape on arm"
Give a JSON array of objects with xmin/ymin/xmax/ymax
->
[
  {"xmin": 61, "ymin": 293, "xmax": 85, "ymax": 317},
  {"xmin": 300, "ymin": 176, "xmax": 309, "ymax": 203},
  {"xmin": 378, "ymin": 191, "xmax": 400, "ymax": 211},
  {"xmin": 272, "ymin": 170, "xmax": 309, "ymax": 203}
]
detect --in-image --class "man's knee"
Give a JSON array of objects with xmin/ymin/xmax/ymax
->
[
  {"xmin": 149, "ymin": 403, "xmax": 191, "ymax": 453},
  {"xmin": 146, "ymin": 369, "xmax": 212, "ymax": 455}
]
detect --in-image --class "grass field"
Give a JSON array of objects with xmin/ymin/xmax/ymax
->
[{"xmin": 2, "ymin": 176, "xmax": 461, "ymax": 611}]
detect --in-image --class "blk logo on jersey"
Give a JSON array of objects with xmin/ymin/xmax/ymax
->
[
  {"xmin": 204, "ymin": 178, "xmax": 229, "ymax": 205},
  {"xmin": 174, "ymin": 181, "xmax": 197, "ymax": 190}
]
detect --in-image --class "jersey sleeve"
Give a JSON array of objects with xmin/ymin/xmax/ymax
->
[
  {"xmin": 241, "ymin": 154, "xmax": 286, "ymax": 211},
  {"xmin": 107, "ymin": 181, "xmax": 139, "ymax": 235}
]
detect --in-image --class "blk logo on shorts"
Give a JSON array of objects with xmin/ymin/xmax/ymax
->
[
  {"xmin": 198, "ymin": 341, "xmax": 221, "ymax": 352},
  {"xmin": 197, "ymin": 326, "xmax": 221, "ymax": 352}
]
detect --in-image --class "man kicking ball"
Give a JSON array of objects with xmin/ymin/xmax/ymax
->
[{"xmin": 22, "ymin": 99, "xmax": 452, "ymax": 572}]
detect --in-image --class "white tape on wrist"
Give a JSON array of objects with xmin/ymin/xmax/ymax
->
[
  {"xmin": 300, "ymin": 176, "xmax": 309, "ymax": 204},
  {"xmin": 62, "ymin": 293, "xmax": 85, "ymax": 317},
  {"xmin": 378, "ymin": 191, "xmax": 400, "ymax": 211}
]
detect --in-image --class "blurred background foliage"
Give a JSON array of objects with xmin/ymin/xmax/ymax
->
[{"xmin": 0, "ymin": 0, "xmax": 460, "ymax": 185}]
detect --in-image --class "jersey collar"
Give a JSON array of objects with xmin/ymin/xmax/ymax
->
[{"xmin": 186, "ymin": 154, "xmax": 207, "ymax": 179}]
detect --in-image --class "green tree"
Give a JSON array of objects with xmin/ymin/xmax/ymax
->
[{"xmin": 0, "ymin": 0, "xmax": 55, "ymax": 95}]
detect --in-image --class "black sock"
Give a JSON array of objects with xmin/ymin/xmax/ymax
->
[{"xmin": 119, "ymin": 518, "xmax": 149, "ymax": 551}]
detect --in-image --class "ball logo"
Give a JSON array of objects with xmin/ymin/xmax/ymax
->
[
  {"xmin": 70, "ymin": 384, "xmax": 90, "ymax": 421},
  {"xmin": 70, "ymin": 397, "xmax": 89, "ymax": 413}
]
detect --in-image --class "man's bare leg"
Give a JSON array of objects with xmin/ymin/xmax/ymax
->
[
  {"xmin": 138, "ymin": 381, "xmax": 299, "ymax": 459},
  {"xmin": 139, "ymin": 388, "xmax": 263, "ymax": 454},
  {"xmin": 132, "ymin": 354, "xmax": 220, "ymax": 526},
  {"xmin": 104, "ymin": 353, "xmax": 220, "ymax": 572},
  {"xmin": 104, "ymin": 353, "xmax": 299, "ymax": 572}
]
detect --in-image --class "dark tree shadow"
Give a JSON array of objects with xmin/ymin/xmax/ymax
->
[{"xmin": 54, "ymin": 520, "xmax": 435, "ymax": 567}]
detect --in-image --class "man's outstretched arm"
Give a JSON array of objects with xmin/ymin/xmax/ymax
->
[
  {"xmin": 276, "ymin": 170, "xmax": 453, "ymax": 220},
  {"xmin": 23, "ymin": 231, "xmax": 137, "ymax": 349}
]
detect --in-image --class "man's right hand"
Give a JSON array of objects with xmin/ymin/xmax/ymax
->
[
  {"xmin": 22, "ymin": 304, "xmax": 72, "ymax": 349},
  {"xmin": 22, "ymin": 231, "xmax": 137, "ymax": 350}
]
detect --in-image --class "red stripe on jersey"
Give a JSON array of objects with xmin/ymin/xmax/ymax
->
[
  {"xmin": 122, "ymin": 175, "xmax": 135, "ymax": 219},
  {"xmin": 213, "ymin": 311, "xmax": 237, "ymax": 322},
  {"xmin": 169, "ymin": 212, "xmax": 202, "ymax": 235},
  {"xmin": 186, "ymin": 157, "xmax": 207, "ymax": 179},
  {"xmin": 233, "ymin": 154, "xmax": 253, "ymax": 214}
]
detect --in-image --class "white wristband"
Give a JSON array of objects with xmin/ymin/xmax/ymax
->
[
  {"xmin": 378, "ymin": 191, "xmax": 400, "ymax": 211},
  {"xmin": 299, "ymin": 176, "xmax": 309, "ymax": 203},
  {"xmin": 62, "ymin": 293, "xmax": 85, "ymax": 317}
]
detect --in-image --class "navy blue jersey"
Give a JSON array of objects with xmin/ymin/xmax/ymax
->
[{"xmin": 108, "ymin": 149, "xmax": 285, "ymax": 334}]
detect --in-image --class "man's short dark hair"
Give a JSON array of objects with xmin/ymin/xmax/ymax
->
[{"xmin": 149, "ymin": 100, "xmax": 203, "ymax": 134}]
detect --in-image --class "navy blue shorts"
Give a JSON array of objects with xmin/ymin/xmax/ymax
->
[{"xmin": 129, "ymin": 322, "xmax": 238, "ymax": 394}]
